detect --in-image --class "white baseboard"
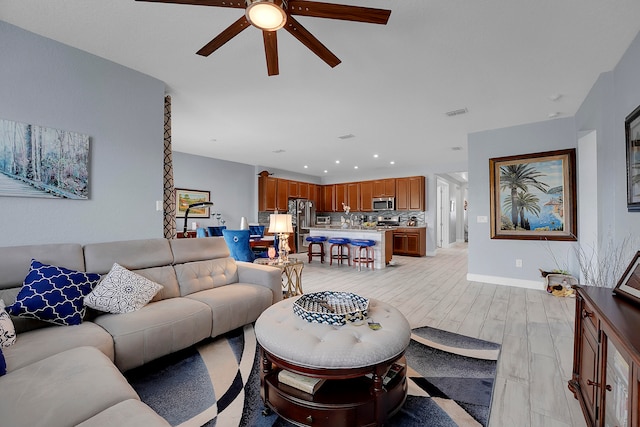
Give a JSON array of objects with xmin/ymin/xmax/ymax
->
[{"xmin": 466, "ymin": 273, "xmax": 545, "ymax": 290}]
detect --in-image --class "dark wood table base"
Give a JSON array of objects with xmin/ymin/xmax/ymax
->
[{"xmin": 259, "ymin": 346, "xmax": 407, "ymax": 427}]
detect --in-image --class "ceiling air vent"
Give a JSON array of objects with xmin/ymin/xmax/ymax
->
[{"xmin": 445, "ymin": 108, "xmax": 468, "ymax": 117}]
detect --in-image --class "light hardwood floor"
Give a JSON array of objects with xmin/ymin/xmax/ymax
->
[{"xmin": 292, "ymin": 243, "xmax": 586, "ymax": 427}]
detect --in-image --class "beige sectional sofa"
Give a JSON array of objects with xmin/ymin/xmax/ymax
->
[{"xmin": 0, "ymin": 237, "xmax": 282, "ymax": 427}]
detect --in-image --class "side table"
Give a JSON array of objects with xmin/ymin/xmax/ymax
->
[{"xmin": 254, "ymin": 258, "xmax": 304, "ymax": 298}]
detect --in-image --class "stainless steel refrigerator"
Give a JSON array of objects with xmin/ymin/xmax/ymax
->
[{"xmin": 288, "ymin": 199, "xmax": 316, "ymax": 253}]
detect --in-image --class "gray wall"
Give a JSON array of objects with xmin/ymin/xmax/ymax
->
[
  {"xmin": 0, "ymin": 21, "xmax": 166, "ymax": 247},
  {"xmin": 468, "ymin": 27, "xmax": 640, "ymax": 288},
  {"xmin": 173, "ymin": 151, "xmax": 257, "ymax": 229},
  {"xmin": 467, "ymin": 118, "xmax": 579, "ymax": 287}
]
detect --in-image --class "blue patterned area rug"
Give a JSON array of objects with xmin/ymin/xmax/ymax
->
[{"xmin": 126, "ymin": 325, "xmax": 500, "ymax": 427}]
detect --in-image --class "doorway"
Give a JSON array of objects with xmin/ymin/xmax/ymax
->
[{"xmin": 436, "ymin": 178, "xmax": 450, "ymax": 248}]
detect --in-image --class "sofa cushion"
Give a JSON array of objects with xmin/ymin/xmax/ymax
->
[
  {"xmin": 0, "ymin": 346, "xmax": 139, "ymax": 427},
  {"xmin": 0, "ymin": 299, "xmax": 16, "ymax": 347},
  {"xmin": 83, "ymin": 238, "xmax": 173, "ymax": 274},
  {"xmin": 169, "ymin": 236, "xmax": 230, "ymax": 264},
  {"xmin": 76, "ymin": 399, "xmax": 170, "ymax": 427},
  {"xmin": 186, "ymin": 283, "xmax": 273, "ymax": 338},
  {"xmin": 2, "ymin": 321, "xmax": 114, "ymax": 373},
  {"xmin": 93, "ymin": 298, "xmax": 212, "ymax": 371},
  {"xmin": 85, "ymin": 263, "xmax": 163, "ymax": 314},
  {"xmin": 222, "ymin": 229, "xmax": 255, "ymax": 262},
  {"xmin": 0, "ymin": 243, "xmax": 85, "ymax": 291},
  {"xmin": 7, "ymin": 260, "xmax": 100, "ymax": 326},
  {"xmin": 174, "ymin": 258, "xmax": 239, "ymax": 296}
]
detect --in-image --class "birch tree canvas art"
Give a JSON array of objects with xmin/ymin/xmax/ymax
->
[{"xmin": 0, "ymin": 118, "xmax": 90, "ymax": 199}]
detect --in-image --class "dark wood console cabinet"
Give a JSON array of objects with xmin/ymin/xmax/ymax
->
[{"xmin": 569, "ymin": 286, "xmax": 640, "ymax": 426}]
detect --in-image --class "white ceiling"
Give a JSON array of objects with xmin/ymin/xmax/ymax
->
[{"xmin": 2, "ymin": 0, "xmax": 640, "ymax": 179}]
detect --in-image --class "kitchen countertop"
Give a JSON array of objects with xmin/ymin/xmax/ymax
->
[{"xmin": 309, "ymin": 225, "xmax": 426, "ymax": 231}]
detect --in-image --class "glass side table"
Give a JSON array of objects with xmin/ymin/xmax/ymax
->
[{"xmin": 254, "ymin": 258, "xmax": 304, "ymax": 298}]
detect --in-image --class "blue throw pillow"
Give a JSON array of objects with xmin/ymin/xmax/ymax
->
[
  {"xmin": 7, "ymin": 259, "xmax": 101, "ymax": 326},
  {"xmin": 222, "ymin": 229, "xmax": 255, "ymax": 262},
  {"xmin": 0, "ymin": 347, "xmax": 5, "ymax": 376}
]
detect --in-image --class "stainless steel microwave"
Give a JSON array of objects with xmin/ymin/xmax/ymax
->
[{"xmin": 372, "ymin": 197, "xmax": 395, "ymax": 211}]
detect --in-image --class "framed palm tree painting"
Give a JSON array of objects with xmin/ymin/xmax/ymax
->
[
  {"xmin": 626, "ymin": 105, "xmax": 640, "ymax": 212},
  {"xmin": 489, "ymin": 149, "xmax": 577, "ymax": 240}
]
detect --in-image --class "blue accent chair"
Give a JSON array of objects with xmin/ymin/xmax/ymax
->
[
  {"xmin": 196, "ymin": 227, "xmax": 208, "ymax": 238},
  {"xmin": 221, "ymin": 229, "xmax": 255, "ymax": 262},
  {"xmin": 207, "ymin": 226, "xmax": 227, "ymax": 237}
]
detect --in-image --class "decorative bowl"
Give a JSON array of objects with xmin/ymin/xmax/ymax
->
[{"xmin": 293, "ymin": 291, "xmax": 369, "ymax": 326}]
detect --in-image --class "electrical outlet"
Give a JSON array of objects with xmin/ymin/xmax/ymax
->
[
  {"xmin": 477, "ymin": 216, "xmax": 488, "ymax": 223},
  {"xmin": 155, "ymin": 200, "xmax": 163, "ymax": 211},
  {"xmin": 515, "ymin": 259, "xmax": 523, "ymax": 268}
]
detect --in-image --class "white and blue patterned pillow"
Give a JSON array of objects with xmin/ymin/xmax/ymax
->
[
  {"xmin": 84, "ymin": 263, "xmax": 163, "ymax": 314},
  {"xmin": 6, "ymin": 260, "xmax": 100, "ymax": 326},
  {"xmin": 0, "ymin": 300, "xmax": 16, "ymax": 347}
]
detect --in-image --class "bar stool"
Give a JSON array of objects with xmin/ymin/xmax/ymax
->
[
  {"xmin": 328, "ymin": 237, "xmax": 351, "ymax": 266},
  {"xmin": 351, "ymin": 239, "xmax": 376, "ymax": 271},
  {"xmin": 306, "ymin": 236, "xmax": 327, "ymax": 263}
]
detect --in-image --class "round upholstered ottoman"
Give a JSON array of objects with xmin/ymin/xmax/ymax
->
[{"xmin": 255, "ymin": 297, "xmax": 411, "ymax": 427}]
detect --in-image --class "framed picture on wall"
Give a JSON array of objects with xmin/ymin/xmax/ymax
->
[
  {"xmin": 613, "ymin": 251, "xmax": 640, "ymax": 305},
  {"xmin": 175, "ymin": 188, "xmax": 210, "ymax": 218},
  {"xmin": 489, "ymin": 148, "xmax": 577, "ymax": 241},
  {"xmin": 626, "ymin": 105, "xmax": 640, "ymax": 212}
]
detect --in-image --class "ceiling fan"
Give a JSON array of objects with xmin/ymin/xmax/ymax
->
[{"xmin": 135, "ymin": 0, "xmax": 391, "ymax": 76}]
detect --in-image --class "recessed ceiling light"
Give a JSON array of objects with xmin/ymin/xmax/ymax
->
[
  {"xmin": 548, "ymin": 112, "xmax": 561, "ymax": 118},
  {"xmin": 549, "ymin": 94, "xmax": 563, "ymax": 102},
  {"xmin": 209, "ymin": 138, "xmax": 217, "ymax": 142},
  {"xmin": 324, "ymin": 170, "xmax": 328, "ymax": 173},
  {"xmin": 390, "ymin": 161, "xmax": 395, "ymax": 165},
  {"xmin": 451, "ymin": 146, "xmax": 463, "ymax": 151},
  {"xmin": 354, "ymin": 166, "xmax": 358, "ymax": 169},
  {"xmin": 373, "ymin": 154, "xmax": 379, "ymax": 158},
  {"xmin": 335, "ymin": 160, "xmax": 340, "ymax": 164},
  {"xmin": 338, "ymin": 134, "xmax": 355, "ymax": 140},
  {"xmin": 304, "ymin": 165, "xmax": 308, "ymax": 169},
  {"xmin": 272, "ymin": 149, "xmax": 285, "ymax": 154}
]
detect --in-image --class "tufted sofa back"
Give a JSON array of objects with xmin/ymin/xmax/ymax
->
[{"xmin": 83, "ymin": 238, "xmax": 180, "ymax": 302}]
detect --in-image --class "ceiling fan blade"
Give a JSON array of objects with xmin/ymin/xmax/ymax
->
[
  {"xmin": 135, "ymin": 0, "xmax": 244, "ymax": 9},
  {"xmin": 288, "ymin": 1, "xmax": 391, "ymax": 25},
  {"xmin": 284, "ymin": 16, "xmax": 341, "ymax": 68},
  {"xmin": 196, "ymin": 16, "xmax": 250, "ymax": 57},
  {"xmin": 263, "ymin": 31, "xmax": 279, "ymax": 76}
]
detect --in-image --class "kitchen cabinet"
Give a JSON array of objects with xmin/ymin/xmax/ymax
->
[
  {"xmin": 321, "ymin": 185, "xmax": 335, "ymax": 212},
  {"xmin": 288, "ymin": 181, "xmax": 309, "ymax": 199},
  {"xmin": 360, "ymin": 181, "xmax": 373, "ymax": 211},
  {"xmin": 287, "ymin": 181, "xmax": 299, "ymax": 198},
  {"xmin": 569, "ymin": 287, "xmax": 640, "ymax": 427},
  {"xmin": 395, "ymin": 176, "xmax": 425, "ymax": 211},
  {"xmin": 308, "ymin": 183, "xmax": 318, "ymax": 206},
  {"xmin": 258, "ymin": 174, "xmax": 278, "ymax": 211},
  {"xmin": 373, "ymin": 179, "xmax": 396, "ymax": 198},
  {"xmin": 335, "ymin": 184, "xmax": 348, "ymax": 212},
  {"xmin": 392, "ymin": 227, "xmax": 426, "ymax": 256},
  {"xmin": 275, "ymin": 180, "xmax": 289, "ymax": 212},
  {"xmin": 347, "ymin": 183, "xmax": 360, "ymax": 211}
]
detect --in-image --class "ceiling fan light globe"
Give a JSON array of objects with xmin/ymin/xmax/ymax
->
[{"xmin": 246, "ymin": 0, "xmax": 287, "ymax": 31}]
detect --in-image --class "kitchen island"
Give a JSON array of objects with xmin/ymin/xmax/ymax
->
[{"xmin": 307, "ymin": 227, "xmax": 394, "ymax": 269}]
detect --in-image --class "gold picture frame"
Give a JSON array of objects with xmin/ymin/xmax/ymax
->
[{"xmin": 489, "ymin": 149, "xmax": 577, "ymax": 241}]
